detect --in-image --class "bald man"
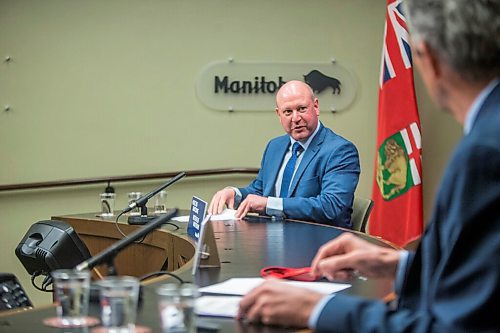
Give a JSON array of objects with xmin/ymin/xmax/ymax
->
[{"xmin": 208, "ymin": 80, "xmax": 360, "ymax": 228}]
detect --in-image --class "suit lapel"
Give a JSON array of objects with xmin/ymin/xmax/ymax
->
[
  {"xmin": 264, "ymin": 136, "xmax": 290, "ymax": 196},
  {"xmin": 288, "ymin": 125, "xmax": 325, "ymax": 196}
]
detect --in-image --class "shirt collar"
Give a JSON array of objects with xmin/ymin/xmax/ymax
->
[
  {"xmin": 464, "ymin": 78, "xmax": 500, "ymax": 134},
  {"xmin": 289, "ymin": 121, "xmax": 321, "ymax": 151}
]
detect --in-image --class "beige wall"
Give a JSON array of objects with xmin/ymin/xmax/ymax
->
[{"xmin": 0, "ymin": 0, "xmax": 462, "ymax": 306}]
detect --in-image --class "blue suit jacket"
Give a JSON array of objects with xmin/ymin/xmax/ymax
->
[
  {"xmin": 239, "ymin": 123, "xmax": 360, "ymax": 228},
  {"xmin": 315, "ymin": 82, "xmax": 500, "ymax": 332}
]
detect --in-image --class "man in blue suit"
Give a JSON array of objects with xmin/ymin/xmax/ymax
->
[
  {"xmin": 208, "ymin": 80, "xmax": 360, "ymax": 228},
  {"xmin": 238, "ymin": 1, "xmax": 500, "ymax": 332}
]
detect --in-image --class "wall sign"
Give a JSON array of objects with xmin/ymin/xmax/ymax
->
[{"xmin": 196, "ymin": 60, "xmax": 357, "ymax": 112}]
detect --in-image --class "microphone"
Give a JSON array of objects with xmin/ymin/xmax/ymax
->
[
  {"xmin": 122, "ymin": 172, "xmax": 186, "ymax": 215},
  {"xmin": 75, "ymin": 208, "xmax": 178, "ymax": 272}
]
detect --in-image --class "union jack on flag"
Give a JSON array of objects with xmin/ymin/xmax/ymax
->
[
  {"xmin": 380, "ymin": 0, "xmax": 413, "ymax": 86},
  {"xmin": 370, "ymin": 0, "xmax": 423, "ymax": 247}
]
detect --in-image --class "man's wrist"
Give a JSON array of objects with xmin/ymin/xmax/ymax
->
[
  {"xmin": 308, "ymin": 294, "xmax": 335, "ymax": 329},
  {"xmin": 229, "ymin": 187, "xmax": 242, "ymax": 207},
  {"xmin": 394, "ymin": 250, "xmax": 409, "ymax": 294},
  {"xmin": 266, "ymin": 197, "xmax": 284, "ymax": 217}
]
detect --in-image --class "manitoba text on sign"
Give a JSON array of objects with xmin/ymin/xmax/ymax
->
[{"xmin": 196, "ymin": 60, "xmax": 357, "ymax": 112}]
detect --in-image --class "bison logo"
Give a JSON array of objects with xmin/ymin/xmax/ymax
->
[
  {"xmin": 376, "ymin": 138, "xmax": 408, "ymax": 200},
  {"xmin": 304, "ymin": 70, "xmax": 341, "ymax": 94},
  {"xmin": 376, "ymin": 123, "xmax": 425, "ymax": 201}
]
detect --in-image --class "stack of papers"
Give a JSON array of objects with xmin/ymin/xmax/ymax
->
[
  {"xmin": 195, "ymin": 277, "xmax": 351, "ymax": 318},
  {"xmin": 171, "ymin": 215, "xmax": 190, "ymax": 222},
  {"xmin": 198, "ymin": 277, "xmax": 350, "ymax": 295},
  {"xmin": 196, "ymin": 296, "xmax": 242, "ymax": 318},
  {"xmin": 210, "ymin": 208, "xmax": 238, "ymax": 221},
  {"xmin": 172, "ymin": 209, "xmax": 239, "ymax": 223}
]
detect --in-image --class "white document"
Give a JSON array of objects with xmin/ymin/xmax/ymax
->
[
  {"xmin": 198, "ymin": 277, "xmax": 351, "ymax": 296},
  {"xmin": 171, "ymin": 215, "xmax": 190, "ymax": 222},
  {"xmin": 195, "ymin": 296, "xmax": 242, "ymax": 318},
  {"xmin": 210, "ymin": 208, "xmax": 239, "ymax": 221},
  {"xmin": 173, "ymin": 208, "xmax": 238, "ymax": 223}
]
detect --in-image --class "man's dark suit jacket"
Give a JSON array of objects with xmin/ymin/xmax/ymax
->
[
  {"xmin": 315, "ymin": 82, "xmax": 500, "ymax": 332},
  {"xmin": 239, "ymin": 123, "xmax": 360, "ymax": 228}
]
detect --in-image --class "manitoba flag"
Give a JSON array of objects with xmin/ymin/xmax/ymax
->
[{"xmin": 369, "ymin": 0, "xmax": 423, "ymax": 247}]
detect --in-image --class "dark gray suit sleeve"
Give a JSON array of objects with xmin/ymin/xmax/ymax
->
[{"xmin": 315, "ymin": 138, "xmax": 500, "ymax": 333}]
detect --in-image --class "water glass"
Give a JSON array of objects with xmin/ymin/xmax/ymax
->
[
  {"xmin": 52, "ymin": 269, "xmax": 91, "ymax": 327},
  {"xmin": 153, "ymin": 190, "xmax": 168, "ymax": 215},
  {"xmin": 127, "ymin": 192, "xmax": 143, "ymax": 216},
  {"xmin": 100, "ymin": 193, "xmax": 116, "ymax": 217},
  {"xmin": 157, "ymin": 283, "xmax": 199, "ymax": 333},
  {"xmin": 97, "ymin": 276, "xmax": 140, "ymax": 333}
]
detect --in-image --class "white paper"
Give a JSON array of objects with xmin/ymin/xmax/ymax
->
[
  {"xmin": 198, "ymin": 277, "xmax": 350, "ymax": 296},
  {"xmin": 210, "ymin": 208, "xmax": 239, "ymax": 221},
  {"xmin": 195, "ymin": 295, "xmax": 242, "ymax": 318},
  {"xmin": 171, "ymin": 215, "xmax": 190, "ymax": 222}
]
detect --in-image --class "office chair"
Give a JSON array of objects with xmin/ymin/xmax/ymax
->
[{"xmin": 351, "ymin": 196, "xmax": 374, "ymax": 233}]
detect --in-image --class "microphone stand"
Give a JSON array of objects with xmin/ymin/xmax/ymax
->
[
  {"xmin": 75, "ymin": 209, "xmax": 178, "ymax": 274},
  {"xmin": 126, "ymin": 172, "xmax": 186, "ymax": 225},
  {"xmin": 128, "ymin": 205, "xmax": 152, "ymax": 225}
]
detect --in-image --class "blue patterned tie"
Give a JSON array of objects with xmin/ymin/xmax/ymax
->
[{"xmin": 280, "ymin": 142, "xmax": 303, "ymax": 197}]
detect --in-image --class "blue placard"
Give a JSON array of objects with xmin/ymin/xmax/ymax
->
[{"xmin": 187, "ymin": 196, "xmax": 207, "ymax": 242}]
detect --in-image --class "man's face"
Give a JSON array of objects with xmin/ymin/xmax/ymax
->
[
  {"xmin": 275, "ymin": 90, "xmax": 320, "ymax": 142},
  {"xmin": 412, "ymin": 41, "xmax": 452, "ymax": 117}
]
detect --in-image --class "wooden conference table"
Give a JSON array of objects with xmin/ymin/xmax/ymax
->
[{"xmin": 0, "ymin": 211, "xmax": 397, "ymax": 333}]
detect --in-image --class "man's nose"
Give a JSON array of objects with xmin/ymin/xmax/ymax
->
[{"xmin": 292, "ymin": 110, "xmax": 302, "ymax": 121}]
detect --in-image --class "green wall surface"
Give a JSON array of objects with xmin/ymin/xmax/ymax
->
[{"xmin": 0, "ymin": 0, "xmax": 462, "ymax": 306}]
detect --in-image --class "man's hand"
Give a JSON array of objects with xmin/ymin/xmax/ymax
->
[
  {"xmin": 311, "ymin": 233, "xmax": 400, "ymax": 281},
  {"xmin": 237, "ymin": 280, "xmax": 323, "ymax": 327},
  {"xmin": 208, "ymin": 188, "xmax": 236, "ymax": 215},
  {"xmin": 235, "ymin": 194, "xmax": 268, "ymax": 219}
]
